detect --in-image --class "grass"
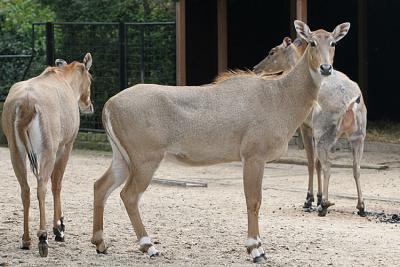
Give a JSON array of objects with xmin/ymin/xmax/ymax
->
[{"xmin": 366, "ymin": 121, "xmax": 400, "ymax": 144}]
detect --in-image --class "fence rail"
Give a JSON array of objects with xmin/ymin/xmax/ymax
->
[{"xmin": 1, "ymin": 21, "xmax": 176, "ymax": 131}]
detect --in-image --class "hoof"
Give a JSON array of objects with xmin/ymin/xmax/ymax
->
[
  {"xmin": 53, "ymin": 227, "xmax": 65, "ymax": 242},
  {"xmin": 303, "ymin": 193, "xmax": 314, "ymax": 209},
  {"xmin": 53, "ymin": 217, "xmax": 65, "ymax": 242},
  {"xmin": 149, "ymin": 251, "xmax": 160, "ymax": 258},
  {"xmin": 317, "ymin": 193, "xmax": 322, "ymax": 206},
  {"xmin": 55, "ymin": 235, "xmax": 65, "ymax": 242},
  {"xmin": 317, "ymin": 205, "xmax": 328, "ymax": 217},
  {"xmin": 253, "ymin": 255, "xmax": 266, "ymax": 264},
  {"xmin": 95, "ymin": 241, "xmax": 108, "ymax": 254},
  {"xmin": 147, "ymin": 245, "xmax": 160, "ymax": 257},
  {"xmin": 357, "ymin": 208, "xmax": 366, "ymax": 217},
  {"xmin": 38, "ymin": 236, "xmax": 49, "ymax": 257},
  {"xmin": 303, "ymin": 200, "xmax": 312, "ymax": 209},
  {"xmin": 20, "ymin": 237, "xmax": 32, "ymax": 250},
  {"xmin": 96, "ymin": 248, "xmax": 108, "ymax": 254}
]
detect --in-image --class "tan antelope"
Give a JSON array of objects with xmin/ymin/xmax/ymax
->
[
  {"xmin": 91, "ymin": 21, "xmax": 350, "ymax": 263},
  {"xmin": 1, "ymin": 54, "xmax": 94, "ymax": 257},
  {"xmin": 254, "ymin": 36, "xmax": 367, "ymax": 217}
]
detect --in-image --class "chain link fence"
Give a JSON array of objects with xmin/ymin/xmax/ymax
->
[{"xmin": 5, "ymin": 21, "xmax": 176, "ymax": 131}]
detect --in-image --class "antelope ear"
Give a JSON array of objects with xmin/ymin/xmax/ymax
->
[
  {"xmin": 55, "ymin": 59, "xmax": 67, "ymax": 67},
  {"xmin": 332, "ymin": 22, "xmax": 350, "ymax": 42},
  {"xmin": 294, "ymin": 20, "xmax": 312, "ymax": 42},
  {"xmin": 83, "ymin": 53, "xmax": 92, "ymax": 70},
  {"xmin": 283, "ymin": 37, "xmax": 292, "ymax": 47}
]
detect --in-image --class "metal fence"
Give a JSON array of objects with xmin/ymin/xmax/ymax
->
[{"xmin": 25, "ymin": 21, "xmax": 176, "ymax": 130}]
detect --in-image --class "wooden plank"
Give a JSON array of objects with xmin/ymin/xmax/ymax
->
[
  {"xmin": 358, "ymin": 0, "xmax": 368, "ymax": 105},
  {"xmin": 176, "ymin": 0, "xmax": 186, "ymax": 86},
  {"xmin": 217, "ymin": 0, "xmax": 228, "ymax": 73},
  {"xmin": 290, "ymin": 0, "xmax": 297, "ymax": 39},
  {"xmin": 296, "ymin": 0, "xmax": 307, "ymax": 23},
  {"xmin": 152, "ymin": 178, "xmax": 208, "ymax": 188},
  {"xmin": 266, "ymin": 186, "xmax": 400, "ymax": 204},
  {"xmin": 274, "ymin": 158, "xmax": 388, "ymax": 170}
]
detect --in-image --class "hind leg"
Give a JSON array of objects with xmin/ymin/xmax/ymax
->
[
  {"xmin": 315, "ymin": 144, "xmax": 335, "ymax": 217},
  {"xmin": 9, "ymin": 145, "xmax": 31, "ymax": 249},
  {"xmin": 51, "ymin": 142, "xmax": 73, "ymax": 242},
  {"xmin": 315, "ymin": 159, "xmax": 323, "ymax": 206},
  {"xmin": 36, "ymin": 150, "xmax": 56, "ymax": 257},
  {"xmin": 120, "ymin": 153, "xmax": 163, "ymax": 257},
  {"xmin": 92, "ymin": 147, "xmax": 129, "ymax": 253},
  {"xmin": 350, "ymin": 136, "xmax": 366, "ymax": 216}
]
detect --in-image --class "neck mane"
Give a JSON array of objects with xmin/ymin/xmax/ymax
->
[{"xmin": 39, "ymin": 64, "xmax": 84, "ymax": 101}]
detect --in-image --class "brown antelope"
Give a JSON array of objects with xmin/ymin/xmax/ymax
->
[
  {"xmin": 254, "ymin": 36, "xmax": 367, "ymax": 217},
  {"xmin": 91, "ymin": 21, "xmax": 350, "ymax": 263},
  {"xmin": 1, "ymin": 54, "xmax": 94, "ymax": 257}
]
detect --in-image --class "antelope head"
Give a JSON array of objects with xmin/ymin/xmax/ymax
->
[
  {"xmin": 56, "ymin": 53, "xmax": 94, "ymax": 114},
  {"xmin": 253, "ymin": 37, "xmax": 304, "ymax": 75},
  {"xmin": 79, "ymin": 53, "xmax": 94, "ymax": 114},
  {"xmin": 294, "ymin": 20, "xmax": 350, "ymax": 77}
]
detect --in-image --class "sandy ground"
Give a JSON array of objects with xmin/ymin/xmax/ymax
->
[{"xmin": 0, "ymin": 145, "xmax": 399, "ymax": 266}]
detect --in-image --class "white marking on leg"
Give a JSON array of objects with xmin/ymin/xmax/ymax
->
[
  {"xmin": 258, "ymin": 246, "xmax": 265, "ymax": 255},
  {"xmin": 103, "ymin": 142, "xmax": 129, "ymax": 205},
  {"xmin": 245, "ymin": 237, "xmax": 259, "ymax": 247},
  {"xmin": 139, "ymin": 236, "xmax": 151, "ymax": 246},
  {"xmin": 138, "ymin": 192, "xmax": 144, "ymax": 206}
]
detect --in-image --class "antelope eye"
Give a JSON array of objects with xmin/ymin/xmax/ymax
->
[
  {"xmin": 310, "ymin": 41, "xmax": 317, "ymax": 47},
  {"xmin": 269, "ymin": 51, "xmax": 275, "ymax": 56},
  {"xmin": 330, "ymin": 41, "xmax": 336, "ymax": 47}
]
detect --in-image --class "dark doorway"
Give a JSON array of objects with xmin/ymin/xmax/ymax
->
[
  {"xmin": 366, "ymin": 0, "xmax": 400, "ymax": 121},
  {"xmin": 185, "ymin": 0, "xmax": 218, "ymax": 85},
  {"xmin": 227, "ymin": 0, "xmax": 291, "ymax": 70}
]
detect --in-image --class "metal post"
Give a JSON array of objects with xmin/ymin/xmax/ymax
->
[
  {"xmin": 139, "ymin": 26, "xmax": 145, "ymax": 83},
  {"xmin": 176, "ymin": 0, "xmax": 186, "ymax": 85},
  {"xmin": 119, "ymin": 22, "xmax": 128, "ymax": 90},
  {"xmin": 45, "ymin": 22, "xmax": 55, "ymax": 66}
]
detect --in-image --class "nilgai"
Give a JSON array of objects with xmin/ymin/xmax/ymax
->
[
  {"xmin": 91, "ymin": 21, "xmax": 349, "ymax": 263},
  {"xmin": 254, "ymin": 36, "xmax": 367, "ymax": 217},
  {"xmin": 2, "ymin": 54, "xmax": 94, "ymax": 256}
]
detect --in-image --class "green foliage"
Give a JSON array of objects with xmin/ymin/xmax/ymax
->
[
  {"xmin": 40, "ymin": 0, "xmax": 175, "ymax": 22},
  {"xmin": 0, "ymin": 0, "xmax": 55, "ymax": 97},
  {"xmin": 1, "ymin": 0, "xmax": 176, "ymax": 131}
]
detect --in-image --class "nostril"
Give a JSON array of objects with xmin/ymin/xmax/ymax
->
[{"xmin": 320, "ymin": 64, "xmax": 332, "ymax": 71}]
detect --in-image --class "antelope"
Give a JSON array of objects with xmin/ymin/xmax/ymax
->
[
  {"xmin": 1, "ymin": 53, "xmax": 94, "ymax": 257},
  {"xmin": 254, "ymin": 36, "xmax": 367, "ymax": 217},
  {"xmin": 91, "ymin": 21, "xmax": 350, "ymax": 263}
]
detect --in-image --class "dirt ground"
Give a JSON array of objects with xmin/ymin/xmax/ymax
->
[{"xmin": 0, "ymin": 144, "xmax": 399, "ymax": 266}]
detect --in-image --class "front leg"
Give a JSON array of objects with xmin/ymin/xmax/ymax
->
[
  {"xmin": 300, "ymin": 124, "xmax": 315, "ymax": 209},
  {"xmin": 51, "ymin": 143, "xmax": 73, "ymax": 242},
  {"xmin": 243, "ymin": 157, "xmax": 266, "ymax": 263}
]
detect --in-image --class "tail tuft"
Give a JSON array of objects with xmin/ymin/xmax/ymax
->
[{"xmin": 27, "ymin": 150, "xmax": 39, "ymax": 177}]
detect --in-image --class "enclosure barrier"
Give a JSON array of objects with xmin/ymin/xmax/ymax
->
[{"xmin": 1, "ymin": 21, "xmax": 176, "ymax": 132}]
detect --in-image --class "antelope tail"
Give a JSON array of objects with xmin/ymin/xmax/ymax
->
[{"xmin": 14, "ymin": 99, "xmax": 39, "ymax": 177}]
